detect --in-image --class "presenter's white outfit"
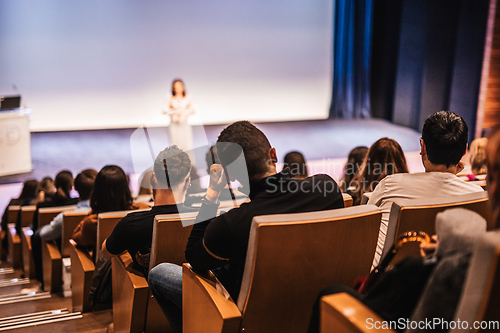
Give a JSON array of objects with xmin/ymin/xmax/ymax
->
[{"xmin": 166, "ymin": 94, "xmax": 195, "ymax": 154}]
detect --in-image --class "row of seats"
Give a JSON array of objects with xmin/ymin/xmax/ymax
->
[{"xmin": 3, "ymin": 190, "xmax": 493, "ymax": 332}]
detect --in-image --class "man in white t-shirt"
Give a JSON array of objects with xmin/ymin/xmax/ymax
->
[{"xmin": 368, "ymin": 111, "xmax": 484, "ymax": 266}]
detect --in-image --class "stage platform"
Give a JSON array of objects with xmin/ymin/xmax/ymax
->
[{"xmin": 0, "ymin": 118, "xmax": 422, "ymax": 209}]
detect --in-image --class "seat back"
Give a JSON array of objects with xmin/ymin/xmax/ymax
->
[
  {"xmin": 149, "ymin": 212, "xmax": 197, "ymax": 269},
  {"xmin": 236, "ymin": 205, "xmax": 382, "ymax": 333},
  {"xmin": 451, "ymin": 231, "xmax": 500, "ymax": 332},
  {"xmin": 342, "ymin": 193, "xmax": 353, "ymax": 207},
  {"xmin": 38, "ymin": 205, "xmax": 77, "ymax": 229},
  {"xmin": 20, "ymin": 205, "xmax": 36, "ymax": 227},
  {"xmin": 7, "ymin": 205, "xmax": 21, "ymax": 224},
  {"xmin": 61, "ymin": 210, "xmax": 91, "ymax": 257},
  {"xmin": 360, "ymin": 192, "xmax": 372, "ymax": 205},
  {"xmin": 96, "ymin": 209, "xmax": 150, "ymax": 261},
  {"xmin": 382, "ymin": 191, "xmax": 492, "ymax": 260}
]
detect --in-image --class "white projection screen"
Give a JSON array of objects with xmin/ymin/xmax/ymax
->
[{"xmin": 0, "ymin": 0, "xmax": 333, "ymax": 131}]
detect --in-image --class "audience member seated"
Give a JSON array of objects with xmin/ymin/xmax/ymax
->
[
  {"xmin": 184, "ymin": 145, "xmax": 236, "ymax": 207},
  {"xmin": 72, "ymin": 165, "xmax": 149, "ymax": 250},
  {"xmin": 306, "ymin": 208, "xmax": 488, "ymax": 333},
  {"xmin": 147, "ymin": 121, "xmax": 345, "ymax": 333},
  {"xmin": 348, "ymin": 138, "xmax": 408, "ymax": 205},
  {"xmin": 368, "ymin": 111, "xmax": 484, "ymax": 266},
  {"xmin": 102, "ymin": 146, "xmax": 197, "ymax": 275},
  {"xmin": 283, "ymin": 150, "xmax": 308, "ymax": 179},
  {"xmin": 31, "ymin": 177, "xmax": 56, "ymax": 206},
  {"xmin": 467, "ymin": 137, "xmax": 488, "ymax": 181},
  {"xmin": 31, "ymin": 169, "xmax": 97, "ymax": 286},
  {"xmin": 339, "ymin": 146, "xmax": 368, "ymax": 193},
  {"xmin": 1, "ymin": 179, "xmax": 38, "ymax": 253},
  {"xmin": 31, "ymin": 171, "xmax": 79, "ymax": 232}
]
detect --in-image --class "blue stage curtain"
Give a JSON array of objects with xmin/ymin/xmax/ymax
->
[{"xmin": 329, "ymin": 0, "xmax": 374, "ymax": 119}]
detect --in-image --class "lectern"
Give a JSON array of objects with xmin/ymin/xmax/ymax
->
[{"xmin": 0, "ymin": 110, "xmax": 32, "ymax": 176}]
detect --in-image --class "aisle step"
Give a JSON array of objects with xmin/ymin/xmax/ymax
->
[
  {"xmin": 0, "ymin": 308, "xmax": 82, "ymax": 331},
  {"xmin": 0, "ymin": 290, "xmax": 50, "ymax": 305},
  {"xmin": 0, "ymin": 277, "xmax": 31, "ymax": 294}
]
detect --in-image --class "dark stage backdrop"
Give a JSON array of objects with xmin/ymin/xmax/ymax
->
[{"xmin": 371, "ymin": 0, "xmax": 490, "ymax": 142}]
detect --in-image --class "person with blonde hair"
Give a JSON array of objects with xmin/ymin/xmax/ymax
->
[{"xmin": 468, "ymin": 137, "xmax": 488, "ymax": 180}]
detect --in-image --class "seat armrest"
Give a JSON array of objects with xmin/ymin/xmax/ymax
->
[
  {"xmin": 112, "ymin": 253, "xmax": 149, "ymax": 333},
  {"xmin": 69, "ymin": 239, "xmax": 95, "ymax": 312},
  {"xmin": 321, "ymin": 293, "xmax": 395, "ymax": 333},
  {"xmin": 182, "ymin": 263, "xmax": 242, "ymax": 333}
]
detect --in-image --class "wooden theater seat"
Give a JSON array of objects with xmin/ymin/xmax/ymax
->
[
  {"xmin": 17, "ymin": 206, "xmax": 36, "ymax": 271},
  {"xmin": 20, "ymin": 205, "xmax": 36, "ymax": 227},
  {"xmin": 382, "ymin": 191, "xmax": 492, "ymax": 263},
  {"xmin": 7, "ymin": 223, "xmax": 21, "ymax": 268},
  {"xmin": 360, "ymin": 192, "xmax": 372, "ymax": 205},
  {"xmin": 27, "ymin": 206, "xmax": 76, "ymax": 291},
  {"xmin": 8, "ymin": 205, "xmax": 21, "ymax": 224},
  {"xmin": 320, "ymin": 230, "xmax": 500, "ymax": 333},
  {"xmin": 69, "ymin": 238, "xmax": 94, "ymax": 313},
  {"xmin": 112, "ymin": 212, "xmax": 197, "ymax": 333},
  {"xmin": 342, "ymin": 193, "xmax": 353, "ymax": 207},
  {"xmin": 69, "ymin": 209, "xmax": 148, "ymax": 312},
  {"xmin": 41, "ymin": 209, "xmax": 91, "ymax": 294},
  {"xmin": 2, "ymin": 206, "xmax": 20, "ymax": 261},
  {"xmin": 183, "ymin": 205, "xmax": 382, "ymax": 333}
]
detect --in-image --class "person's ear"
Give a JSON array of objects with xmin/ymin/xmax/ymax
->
[
  {"xmin": 269, "ymin": 148, "xmax": 277, "ymax": 164},
  {"xmin": 420, "ymin": 139, "xmax": 426, "ymax": 156},
  {"xmin": 183, "ymin": 175, "xmax": 191, "ymax": 192}
]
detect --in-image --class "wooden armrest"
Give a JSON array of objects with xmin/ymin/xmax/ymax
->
[
  {"xmin": 20, "ymin": 227, "xmax": 34, "ymax": 277},
  {"xmin": 42, "ymin": 240, "xmax": 62, "ymax": 293},
  {"xmin": 112, "ymin": 253, "xmax": 149, "ymax": 333},
  {"xmin": 69, "ymin": 239, "xmax": 95, "ymax": 312},
  {"xmin": 321, "ymin": 293, "xmax": 394, "ymax": 333},
  {"xmin": 182, "ymin": 263, "xmax": 242, "ymax": 333}
]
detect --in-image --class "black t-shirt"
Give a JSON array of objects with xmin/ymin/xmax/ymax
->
[
  {"xmin": 185, "ymin": 171, "xmax": 345, "ymax": 299},
  {"xmin": 105, "ymin": 204, "xmax": 197, "ymax": 272}
]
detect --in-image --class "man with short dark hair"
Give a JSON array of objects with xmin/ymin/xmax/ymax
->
[
  {"xmin": 102, "ymin": 146, "xmax": 196, "ymax": 273},
  {"xmin": 148, "ymin": 121, "xmax": 344, "ymax": 333},
  {"xmin": 368, "ymin": 111, "xmax": 483, "ymax": 266}
]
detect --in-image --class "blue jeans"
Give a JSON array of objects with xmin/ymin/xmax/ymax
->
[{"xmin": 148, "ymin": 263, "xmax": 183, "ymax": 333}]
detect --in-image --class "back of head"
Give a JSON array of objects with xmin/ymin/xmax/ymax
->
[
  {"xmin": 18, "ymin": 179, "xmax": 38, "ymax": 201},
  {"xmin": 153, "ymin": 146, "xmax": 191, "ymax": 189},
  {"xmin": 342, "ymin": 146, "xmax": 369, "ymax": 190},
  {"xmin": 217, "ymin": 121, "xmax": 271, "ymax": 181},
  {"xmin": 74, "ymin": 169, "xmax": 98, "ymax": 201},
  {"xmin": 283, "ymin": 151, "xmax": 308, "ymax": 179},
  {"xmin": 39, "ymin": 177, "xmax": 55, "ymax": 193},
  {"xmin": 470, "ymin": 137, "xmax": 488, "ymax": 175},
  {"xmin": 422, "ymin": 111, "xmax": 468, "ymax": 167},
  {"xmin": 354, "ymin": 138, "xmax": 408, "ymax": 193},
  {"xmin": 90, "ymin": 165, "xmax": 132, "ymax": 214},
  {"xmin": 54, "ymin": 170, "xmax": 74, "ymax": 200}
]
